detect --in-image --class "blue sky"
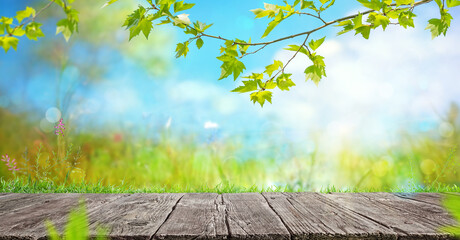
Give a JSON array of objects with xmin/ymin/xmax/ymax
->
[{"xmin": 0, "ymin": 0, "xmax": 459, "ymax": 156}]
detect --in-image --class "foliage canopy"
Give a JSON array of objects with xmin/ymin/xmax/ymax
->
[{"xmin": 1, "ymin": 0, "xmax": 459, "ymax": 106}]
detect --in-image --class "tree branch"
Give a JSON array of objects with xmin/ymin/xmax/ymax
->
[
  {"xmin": 8, "ymin": 0, "xmax": 56, "ymax": 36},
  {"xmin": 268, "ymin": 34, "xmax": 310, "ymax": 84},
  {"xmin": 181, "ymin": 0, "xmax": 432, "ymax": 47}
]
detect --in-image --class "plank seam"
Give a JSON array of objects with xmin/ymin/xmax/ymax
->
[
  {"xmin": 219, "ymin": 194, "xmax": 231, "ymax": 239},
  {"xmin": 261, "ymin": 193, "xmax": 293, "ymax": 240},
  {"xmin": 282, "ymin": 193, "xmax": 339, "ymax": 234},
  {"xmin": 149, "ymin": 194, "xmax": 184, "ymax": 240}
]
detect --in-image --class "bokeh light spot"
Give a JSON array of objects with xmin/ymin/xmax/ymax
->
[
  {"xmin": 45, "ymin": 107, "xmax": 62, "ymax": 123},
  {"xmin": 39, "ymin": 118, "xmax": 54, "ymax": 133},
  {"xmin": 420, "ymin": 159, "xmax": 436, "ymax": 175},
  {"xmin": 438, "ymin": 122, "xmax": 454, "ymax": 138}
]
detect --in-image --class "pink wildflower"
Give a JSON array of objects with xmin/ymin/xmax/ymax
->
[
  {"xmin": 54, "ymin": 118, "xmax": 65, "ymax": 136},
  {"xmin": 1, "ymin": 154, "xmax": 20, "ymax": 172}
]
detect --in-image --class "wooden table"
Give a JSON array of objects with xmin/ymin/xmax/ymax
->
[{"xmin": 0, "ymin": 192, "xmax": 458, "ymax": 239}]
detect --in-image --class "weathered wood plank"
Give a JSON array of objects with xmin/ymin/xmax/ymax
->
[
  {"xmin": 86, "ymin": 193, "xmax": 184, "ymax": 240},
  {"xmin": 0, "ymin": 194, "xmax": 126, "ymax": 240},
  {"xmin": 393, "ymin": 192, "xmax": 444, "ymax": 206},
  {"xmin": 0, "ymin": 194, "xmax": 82, "ymax": 239},
  {"xmin": 155, "ymin": 193, "xmax": 227, "ymax": 239},
  {"xmin": 324, "ymin": 193, "xmax": 456, "ymax": 239},
  {"xmin": 0, "ymin": 193, "xmax": 65, "ymax": 214},
  {"xmin": 262, "ymin": 192, "xmax": 397, "ymax": 239},
  {"xmin": 0, "ymin": 192, "xmax": 11, "ymax": 197},
  {"xmin": 44, "ymin": 194, "xmax": 130, "ymax": 238},
  {"xmin": 0, "ymin": 193, "xmax": 458, "ymax": 240},
  {"xmin": 359, "ymin": 193, "xmax": 456, "ymax": 226},
  {"xmin": 223, "ymin": 193, "xmax": 290, "ymax": 239}
]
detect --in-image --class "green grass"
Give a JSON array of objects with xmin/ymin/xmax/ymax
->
[
  {"xmin": 1, "ymin": 177, "xmax": 459, "ymax": 193},
  {"xmin": 1, "ymin": 106, "xmax": 459, "ymax": 194}
]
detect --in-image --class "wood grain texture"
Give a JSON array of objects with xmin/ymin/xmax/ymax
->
[
  {"xmin": 262, "ymin": 192, "xmax": 397, "ymax": 239},
  {"xmin": 323, "ymin": 193, "xmax": 456, "ymax": 239},
  {"xmin": 223, "ymin": 193, "xmax": 290, "ymax": 239},
  {"xmin": 0, "ymin": 193, "xmax": 458, "ymax": 240},
  {"xmin": 0, "ymin": 194, "xmax": 126, "ymax": 240},
  {"xmin": 154, "ymin": 193, "xmax": 227, "ymax": 239},
  {"xmin": 393, "ymin": 192, "xmax": 445, "ymax": 206},
  {"xmin": 86, "ymin": 193, "xmax": 184, "ymax": 240}
]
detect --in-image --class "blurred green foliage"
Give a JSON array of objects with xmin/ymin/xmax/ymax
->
[{"xmin": 0, "ymin": 103, "xmax": 458, "ymax": 191}]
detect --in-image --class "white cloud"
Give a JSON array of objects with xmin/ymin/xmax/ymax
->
[
  {"xmin": 204, "ymin": 121, "xmax": 219, "ymax": 129},
  {"xmin": 266, "ymin": 19, "xmax": 460, "ymax": 145}
]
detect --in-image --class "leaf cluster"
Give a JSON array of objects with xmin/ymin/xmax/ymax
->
[
  {"xmin": 2, "ymin": 0, "xmax": 460, "ymax": 107},
  {"xmin": 0, "ymin": 0, "xmax": 79, "ymax": 53}
]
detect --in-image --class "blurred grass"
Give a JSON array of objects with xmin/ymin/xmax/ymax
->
[{"xmin": 0, "ymin": 104, "xmax": 459, "ymax": 192}]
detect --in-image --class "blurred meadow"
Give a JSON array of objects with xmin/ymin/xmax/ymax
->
[{"xmin": 0, "ymin": 0, "xmax": 459, "ymax": 192}]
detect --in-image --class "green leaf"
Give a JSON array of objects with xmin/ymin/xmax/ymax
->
[
  {"xmin": 264, "ymin": 80, "xmax": 277, "ymax": 89},
  {"xmin": 16, "ymin": 6, "xmax": 35, "ymax": 23},
  {"xmin": 196, "ymin": 38, "xmax": 204, "ymax": 49},
  {"xmin": 11, "ymin": 27, "xmax": 25, "ymax": 37},
  {"xmin": 123, "ymin": 6, "xmax": 146, "ymax": 29},
  {"xmin": 45, "ymin": 221, "xmax": 61, "ymax": 240},
  {"xmin": 398, "ymin": 11, "xmax": 416, "ymax": 28},
  {"xmin": 352, "ymin": 13, "xmax": 363, "ymax": 28},
  {"xmin": 439, "ymin": 194, "xmax": 460, "ymax": 237},
  {"xmin": 355, "ymin": 25, "xmax": 371, "ymax": 39},
  {"xmin": 25, "ymin": 22, "xmax": 45, "ymax": 41},
  {"xmin": 193, "ymin": 21, "xmax": 213, "ymax": 32},
  {"xmin": 138, "ymin": 18, "xmax": 153, "ymax": 39},
  {"xmin": 336, "ymin": 20, "xmax": 354, "ymax": 36},
  {"xmin": 308, "ymin": 53, "xmax": 325, "ymax": 66},
  {"xmin": 284, "ymin": 44, "xmax": 309, "ymax": 55},
  {"xmin": 368, "ymin": 13, "xmax": 390, "ymax": 30},
  {"xmin": 425, "ymin": 11, "xmax": 452, "ymax": 39},
  {"xmin": 308, "ymin": 36, "xmax": 326, "ymax": 51},
  {"xmin": 242, "ymin": 72, "xmax": 264, "ymax": 80},
  {"xmin": 357, "ymin": 0, "xmax": 383, "ymax": 11},
  {"xmin": 447, "ymin": 0, "xmax": 460, "ymax": 7},
  {"xmin": 217, "ymin": 54, "xmax": 246, "ymax": 81},
  {"xmin": 264, "ymin": 60, "xmax": 283, "ymax": 77},
  {"xmin": 395, "ymin": 0, "xmax": 415, "ymax": 6},
  {"xmin": 262, "ymin": 20, "xmax": 280, "ymax": 38},
  {"xmin": 175, "ymin": 41, "xmax": 189, "ymax": 58},
  {"xmin": 304, "ymin": 64, "xmax": 326, "ymax": 85},
  {"xmin": 426, "ymin": 18, "xmax": 443, "ymax": 38},
  {"xmin": 319, "ymin": 0, "xmax": 335, "ymax": 11},
  {"xmin": 231, "ymin": 80, "xmax": 258, "ymax": 93},
  {"xmin": 0, "ymin": 17, "xmax": 13, "ymax": 25},
  {"xmin": 237, "ymin": 38, "xmax": 250, "ymax": 55},
  {"xmin": 276, "ymin": 73, "xmax": 296, "ymax": 91},
  {"xmin": 0, "ymin": 36, "xmax": 19, "ymax": 53},
  {"xmin": 56, "ymin": 19, "xmax": 74, "ymax": 41},
  {"xmin": 174, "ymin": 1, "xmax": 195, "ymax": 12},
  {"xmin": 301, "ymin": 1, "xmax": 315, "ymax": 10},
  {"xmin": 101, "ymin": 0, "xmax": 119, "ymax": 8},
  {"xmin": 64, "ymin": 201, "xmax": 88, "ymax": 240},
  {"xmin": 250, "ymin": 91, "xmax": 272, "ymax": 107}
]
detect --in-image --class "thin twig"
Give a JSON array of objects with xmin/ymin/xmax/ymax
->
[
  {"xmin": 266, "ymin": 34, "xmax": 310, "ymax": 86},
  {"xmin": 8, "ymin": 0, "xmax": 56, "ymax": 36},
  {"xmin": 181, "ymin": 0, "xmax": 432, "ymax": 46},
  {"xmin": 296, "ymin": 11, "xmax": 327, "ymax": 24},
  {"xmin": 239, "ymin": 44, "xmax": 268, "ymax": 58}
]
